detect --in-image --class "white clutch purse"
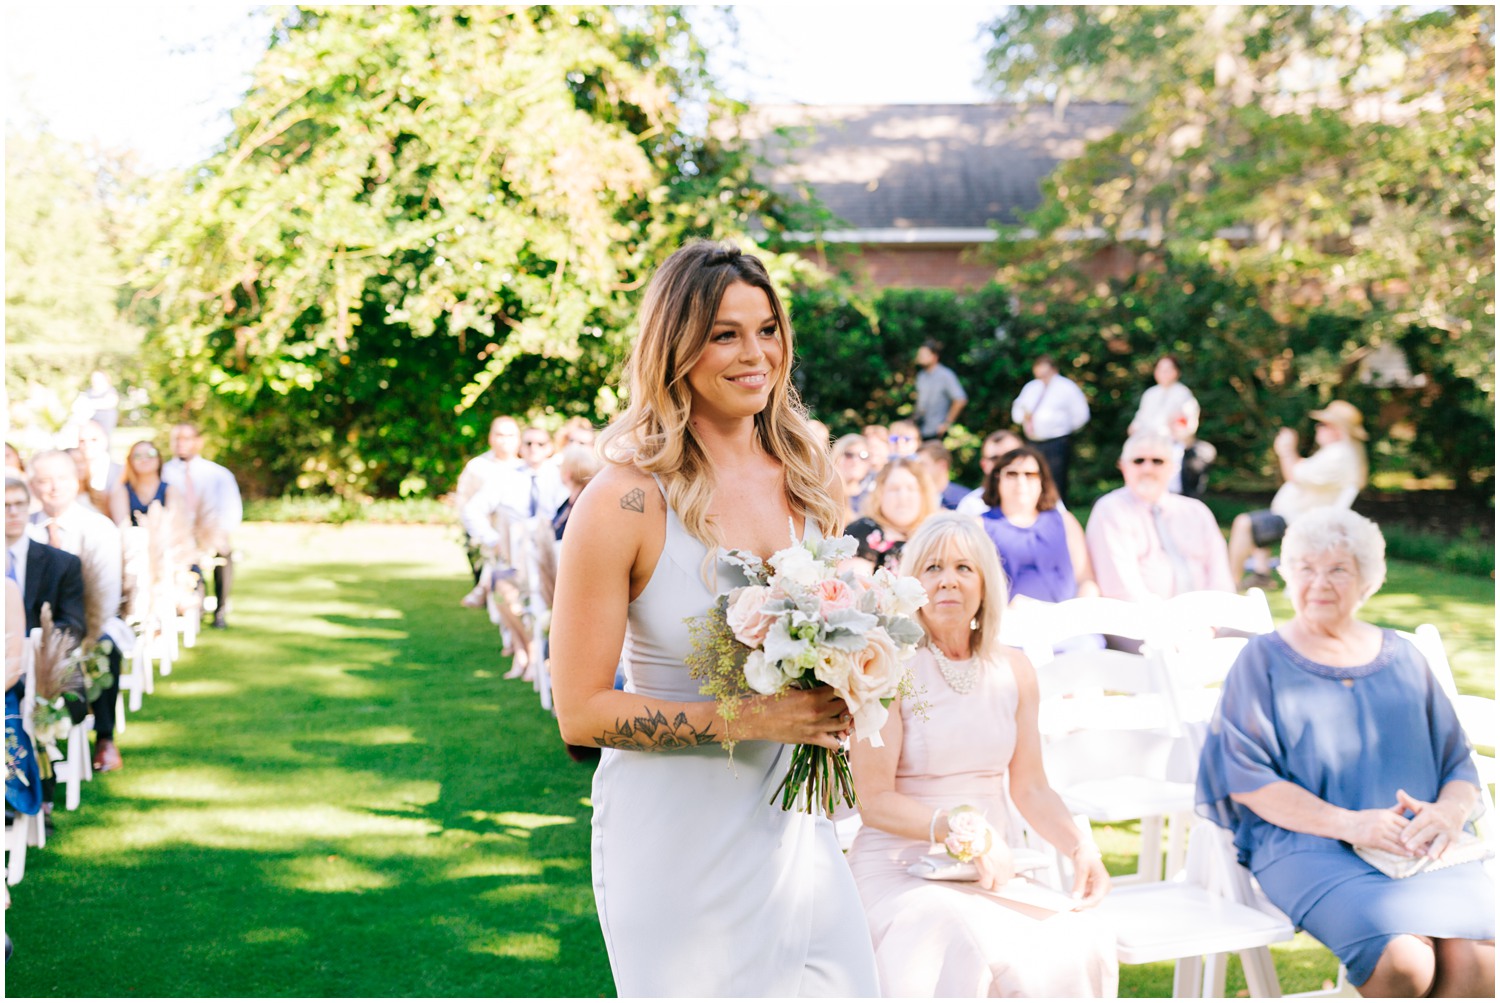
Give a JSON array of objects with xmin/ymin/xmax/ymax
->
[
  {"xmin": 1354, "ymin": 831, "xmax": 1493, "ymax": 879},
  {"xmin": 907, "ymin": 855, "xmax": 979, "ymax": 881},
  {"xmin": 907, "ymin": 847, "xmax": 1053, "ymax": 881}
]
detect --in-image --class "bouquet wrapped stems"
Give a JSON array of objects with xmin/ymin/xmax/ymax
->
[{"xmin": 776, "ymin": 741, "xmax": 859, "ymax": 815}]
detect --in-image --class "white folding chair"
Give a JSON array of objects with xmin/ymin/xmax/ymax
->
[
  {"xmin": 833, "ymin": 807, "xmax": 862, "ymax": 853},
  {"xmin": 1043, "ymin": 726, "xmax": 1199, "ymax": 884},
  {"xmin": 117, "ymin": 623, "xmax": 154, "ymax": 719},
  {"xmin": 1035, "ymin": 646, "xmax": 1179, "ymax": 736},
  {"xmin": 1402, "ymin": 624, "xmax": 1498, "ymax": 842},
  {"xmin": 21, "ymin": 627, "xmax": 95, "ymax": 812},
  {"xmin": 1095, "ymin": 817, "xmax": 1297, "ymax": 997},
  {"xmin": 1012, "ymin": 595, "xmax": 1158, "ymax": 667},
  {"xmin": 49, "ymin": 712, "xmax": 95, "ymax": 812},
  {"xmin": 520, "ymin": 516, "xmax": 554, "ymax": 712},
  {"xmin": 1154, "ymin": 588, "xmax": 1273, "ymax": 729}
]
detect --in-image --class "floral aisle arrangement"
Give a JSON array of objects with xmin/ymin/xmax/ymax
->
[
  {"xmin": 687, "ymin": 534, "xmax": 927, "ymax": 813},
  {"xmin": 30, "ymin": 604, "xmax": 114, "ymax": 763}
]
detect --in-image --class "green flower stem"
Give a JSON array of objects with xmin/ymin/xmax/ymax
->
[{"xmin": 773, "ymin": 744, "xmax": 860, "ymax": 814}]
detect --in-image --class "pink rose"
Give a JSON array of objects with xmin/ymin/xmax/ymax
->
[
  {"xmin": 943, "ymin": 807, "xmax": 995, "ymax": 862},
  {"xmin": 812, "ymin": 577, "xmax": 856, "ymax": 616},
  {"xmin": 844, "ymin": 627, "xmax": 905, "ymax": 745},
  {"xmin": 725, "ymin": 585, "xmax": 778, "ymax": 648}
]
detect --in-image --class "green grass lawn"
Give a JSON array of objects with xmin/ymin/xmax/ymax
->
[
  {"xmin": 6, "ymin": 523, "xmax": 609, "ymax": 997},
  {"xmin": 5, "ymin": 522, "xmax": 1492, "ymax": 996}
]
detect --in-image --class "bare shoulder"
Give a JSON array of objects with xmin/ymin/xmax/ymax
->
[
  {"xmin": 578, "ymin": 463, "xmax": 663, "ymax": 520},
  {"xmin": 562, "ymin": 463, "xmax": 666, "ymax": 600},
  {"xmin": 1000, "ymin": 644, "xmax": 1039, "ymax": 693}
]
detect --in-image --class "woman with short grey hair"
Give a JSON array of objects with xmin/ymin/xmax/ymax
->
[{"xmin": 1198, "ymin": 508, "xmax": 1492, "ymax": 996}]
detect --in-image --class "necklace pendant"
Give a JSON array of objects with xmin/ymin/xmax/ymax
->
[{"xmin": 1341, "ymin": 678, "xmax": 1355, "ymax": 688}]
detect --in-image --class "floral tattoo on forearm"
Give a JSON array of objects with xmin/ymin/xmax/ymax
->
[{"xmin": 595, "ymin": 708, "xmax": 716, "ymax": 750}]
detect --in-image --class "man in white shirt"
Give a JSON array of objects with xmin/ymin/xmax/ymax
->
[
  {"xmin": 162, "ymin": 423, "xmax": 243, "ymax": 629},
  {"xmin": 1011, "ymin": 355, "xmax": 1090, "ymax": 504},
  {"xmin": 461, "ymin": 428, "xmax": 567, "ymax": 548},
  {"xmin": 455, "ymin": 416, "xmax": 523, "ymax": 604},
  {"xmin": 461, "ymin": 425, "xmax": 566, "ymax": 680},
  {"xmin": 1084, "ymin": 433, "xmax": 1234, "ymax": 605},
  {"xmin": 28, "ymin": 450, "xmax": 126, "ymax": 772}
]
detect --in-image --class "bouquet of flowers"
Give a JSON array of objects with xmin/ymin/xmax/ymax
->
[{"xmin": 686, "ymin": 533, "xmax": 927, "ymax": 813}]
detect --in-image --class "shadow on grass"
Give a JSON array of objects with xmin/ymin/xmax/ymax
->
[{"xmin": 7, "ymin": 530, "xmax": 613, "ymax": 999}]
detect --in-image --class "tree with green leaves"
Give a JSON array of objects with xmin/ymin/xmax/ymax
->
[
  {"xmin": 6, "ymin": 132, "xmax": 144, "ymax": 412},
  {"xmin": 981, "ymin": 4, "xmax": 1494, "ymax": 490},
  {"xmin": 136, "ymin": 5, "xmax": 790, "ymax": 498}
]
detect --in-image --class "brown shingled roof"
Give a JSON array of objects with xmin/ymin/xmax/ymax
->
[{"xmin": 735, "ymin": 103, "xmax": 1129, "ymax": 232}]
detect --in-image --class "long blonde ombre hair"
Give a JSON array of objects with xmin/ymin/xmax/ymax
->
[{"xmin": 597, "ymin": 241, "xmax": 840, "ymax": 551}]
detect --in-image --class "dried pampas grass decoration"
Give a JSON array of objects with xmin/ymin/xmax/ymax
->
[
  {"xmin": 76, "ymin": 538, "xmax": 117, "ymax": 645},
  {"xmin": 32, "ymin": 602, "xmax": 84, "ymax": 703}
]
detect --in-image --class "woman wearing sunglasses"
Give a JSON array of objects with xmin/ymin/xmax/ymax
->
[
  {"xmin": 108, "ymin": 441, "xmax": 184, "ymax": 528},
  {"xmin": 1083, "ymin": 432, "xmax": 1234, "ymax": 603},
  {"xmin": 979, "ymin": 446, "xmax": 1100, "ymax": 607}
]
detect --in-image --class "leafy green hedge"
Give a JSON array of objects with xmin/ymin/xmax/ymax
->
[{"xmin": 790, "ymin": 256, "xmax": 1494, "ymax": 497}]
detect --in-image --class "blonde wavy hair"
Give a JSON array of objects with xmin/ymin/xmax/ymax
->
[
  {"xmin": 596, "ymin": 241, "xmax": 839, "ymax": 552},
  {"xmin": 900, "ymin": 512, "xmax": 1010, "ymax": 662}
]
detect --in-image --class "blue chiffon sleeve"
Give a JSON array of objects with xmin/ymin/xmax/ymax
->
[{"xmin": 1195, "ymin": 637, "xmax": 1287, "ymax": 864}]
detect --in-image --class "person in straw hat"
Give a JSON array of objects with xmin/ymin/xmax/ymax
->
[{"xmin": 1228, "ymin": 400, "xmax": 1369, "ymax": 591}]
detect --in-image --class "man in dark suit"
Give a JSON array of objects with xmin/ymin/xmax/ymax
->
[
  {"xmin": 6, "ymin": 475, "xmax": 87, "ymax": 815},
  {"xmin": 6, "ymin": 477, "xmax": 87, "ymax": 639}
]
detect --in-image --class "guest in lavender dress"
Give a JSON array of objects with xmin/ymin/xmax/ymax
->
[{"xmin": 978, "ymin": 446, "xmax": 1098, "ymax": 606}]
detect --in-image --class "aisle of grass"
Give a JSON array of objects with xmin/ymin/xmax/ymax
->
[
  {"xmin": 6, "ymin": 523, "xmax": 1491, "ymax": 997},
  {"xmin": 6, "ymin": 523, "xmax": 608, "ymax": 997}
]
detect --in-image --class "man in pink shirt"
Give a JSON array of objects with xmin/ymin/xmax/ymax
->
[{"xmin": 1085, "ymin": 432, "xmax": 1234, "ymax": 602}]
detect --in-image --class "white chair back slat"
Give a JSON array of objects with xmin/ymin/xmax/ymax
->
[
  {"xmin": 1401, "ymin": 624, "xmax": 1497, "ymax": 830},
  {"xmin": 1158, "ymin": 588, "xmax": 1274, "ymax": 640},
  {"xmin": 1020, "ymin": 596, "xmax": 1158, "ymax": 663}
]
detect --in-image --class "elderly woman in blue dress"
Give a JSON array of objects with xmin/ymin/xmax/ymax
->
[{"xmin": 1197, "ymin": 508, "xmax": 1493, "ymax": 997}]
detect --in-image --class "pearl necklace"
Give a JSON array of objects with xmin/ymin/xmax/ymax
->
[{"xmin": 930, "ymin": 644, "xmax": 979, "ymax": 695}]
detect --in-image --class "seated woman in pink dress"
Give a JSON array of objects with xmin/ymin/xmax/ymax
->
[{"xmin": 847, "ymin": 512, "xmax": 1118, "ymax": 997}]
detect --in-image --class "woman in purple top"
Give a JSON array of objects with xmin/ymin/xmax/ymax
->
[{"xmin": 978, "ymin": 447, "xmax": 1098, "ymax": 605}]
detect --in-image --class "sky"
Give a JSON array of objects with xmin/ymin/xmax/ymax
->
[{"xmin": 3, "ymin": 4, "xmax": 1004, "ymax": 171}]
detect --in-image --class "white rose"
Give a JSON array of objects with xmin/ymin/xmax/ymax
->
[
  {"xmin": 743, "ymin": 650, "xmax": 784, "ymax": 695},
  {"xmin": 769, "ymin": 544, "xmax": 821, "ymax": 589},
  {"xmin": 888, "ymin": 574, "xmax": 929, "ymax": 619},
  {"xmin": 812, "ymin": 645, "xmax": 855, "ymax": 694}
]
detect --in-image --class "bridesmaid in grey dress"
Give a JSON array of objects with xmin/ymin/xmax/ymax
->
[{"xmin": 551, "ymin": 242, "xmax": 880, "ymax": 997}]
